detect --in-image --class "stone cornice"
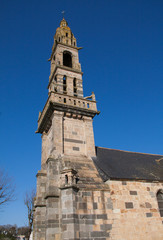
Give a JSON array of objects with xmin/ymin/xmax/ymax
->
[{"xmin": 36, "ymin": 171, "xmax": 47, "ymax": 177}]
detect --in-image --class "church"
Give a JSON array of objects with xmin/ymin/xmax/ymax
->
[{"xmin": 33, "ymin": 18, "xmax": 163, "ymax": 240}]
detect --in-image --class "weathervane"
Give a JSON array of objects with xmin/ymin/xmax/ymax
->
[{"xmin": 62, "ymin": 10, "xmax": 65, "ymax": 18}]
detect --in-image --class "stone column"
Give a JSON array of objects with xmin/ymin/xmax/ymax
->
[
  {"xmin": 77, "ymin": 79, "xmax": 83, "ymax": 98},
  {"xmin": 66, "ymin": 76, "xmax": 73, "ymax": 96},
  {"xmin": 57, "ymin": 74, "xmax": 64, "ymax": 94}
]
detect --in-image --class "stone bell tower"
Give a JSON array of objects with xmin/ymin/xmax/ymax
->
[
  {"xmin": 33, "ymin": 18, "xmax": 107, "ymax": 240},
  {"xmin": 37, "ymin": 17, "xmax": 98, "ymax": 160}
]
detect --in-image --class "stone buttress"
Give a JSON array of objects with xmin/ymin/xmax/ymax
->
[{"xmin": 33, "ymin": 18, "xmax": 111, "ymax": 240}]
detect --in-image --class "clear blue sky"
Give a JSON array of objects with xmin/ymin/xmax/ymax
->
[{"xmin": 0, "ymin": 0, "xmax": 163, "ymax": 227}]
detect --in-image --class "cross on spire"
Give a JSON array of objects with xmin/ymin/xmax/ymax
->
[{"xmin": 61, "ymin": 10, "xmax": 65, "ymax": 19}]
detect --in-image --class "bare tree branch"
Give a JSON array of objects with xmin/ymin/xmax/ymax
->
[
  {"xmin": 0, "ymin": 169, "xmax": 15, "ymax": 206},
  {"xmin": 24, "ymin": 189, "xmax": 35, "ymax": 240}
]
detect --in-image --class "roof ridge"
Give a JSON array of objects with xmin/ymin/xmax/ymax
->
[{"xmin": 96, "ymin": 146, "xmax": 163, "ymax": 157}]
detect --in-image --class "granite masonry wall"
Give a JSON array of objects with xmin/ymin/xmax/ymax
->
[
  {"xmin": 106, "ymin": 180, "xmax": 163, "ymax": 240},
  {"xmin": 59, "ymin": 180, "xmax": 163, "ymax": 240}
]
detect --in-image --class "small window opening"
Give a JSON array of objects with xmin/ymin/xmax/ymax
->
[
  {"xmin": 87, "ymin": 103, "xmax": 89, "ymax": 108},
  {"xmin": 73, "ymin": 78, "xmax": 77, "ymax": 96},
  {"xmin": 63, "ymin": 76, "xmax": 67, "ymax": 93},
  {"xmin": 53, "ymin": 55, "xmax": 55, "ymax": 61},
  {"xmin": 74, "ymin": 100, "xmax": 76, "ymax": 105},
  {"xmin": 74, "ymin": 41, "xmax": 76, "ymax": 46},
  {"xmin": 83, "ymin": 102, "xmax": 85, "ymax": 107},
  {"xmin": 55, "ymin": 75, "xmax": 57, "ymax": 82},
  {"xmin": 157, "ymin": 190, "xmax": 163, "ymax": 217},
  {"xmin": 63, "ymin": 51, "xmax": 72, "ymax": 68},
  {"xmin": 58, "ymin": 37, "xmax": 60, "ymax": 42},
  {"xmin": 66, "ymin": 33, "xmax": 68, "ymax": 37},
  {"xmin": 64, "ymin": 98, "xmax": 66, "ymax": 103},
  {"xmin": 75, "ymin": 177, "xmax": 79, "ymax": 184},
  {"xmin": 65, "ymin": 175, "xmax": 68, "ymax": 184},
  {"xmin": 73, "ymin": 78, "xmax": 76, "ymax": 87},
  {"xmin": 63, "ymin": 75, "xmax": 66, "ymax": 85}
]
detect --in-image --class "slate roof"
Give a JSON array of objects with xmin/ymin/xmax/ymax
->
[{"xmin": 92, "ymin": 147, "xmax": 163, "ymax": 182}]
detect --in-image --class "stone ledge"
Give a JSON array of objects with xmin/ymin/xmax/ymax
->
[
  {"xmin": 46, "ymin": 157, "xmax": 60, "ymax": 164},
  {"xmin": 34, "ymin": 203, "xmax": 46, "ymax": 208},
  {"xmin": 60, "ymin": 184, "xmax": 79, "ymax": 191},
  {"xmin": 44, "ymin": 194, "xmax": 59, "ymax": 199},
  {"xmin": 36, "ymin": 170, "xmax": 47, "ymax": 177}
]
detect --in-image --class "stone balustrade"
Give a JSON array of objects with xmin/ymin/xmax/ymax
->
[
  {"xmin": 51, "ymin": 92, "xmax": 97, "ymax": 111},
  {"xmin": 37, "ymin": 92, "xmax": 98, "ymax": 131}
]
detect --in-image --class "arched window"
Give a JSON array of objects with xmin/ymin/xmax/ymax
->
[
  {"xmin": 54, "ymin": 75, "xmax": 57, "ymax": 92},
  {"xmin": 157, "ymin": 190, "xmax": 163, "ymax": 217},
  {"xmin": 63, "ymin": 75, "xmax": 67, "ymax": 94},
  {"xmin": 58, "ymin": 37, "xmax": 60, "ymax": 42},
  {"xmin": 63, "ymin": 51, "xmax": 72, "ymax": 68},
  {"xmin": 73, "ymin": 78, "xmax": 77, "ymax": 97}
]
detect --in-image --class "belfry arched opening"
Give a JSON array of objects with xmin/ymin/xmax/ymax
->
[{"xmin": 63, "ymin": 51, "xmax": 72, "ymax": 68}]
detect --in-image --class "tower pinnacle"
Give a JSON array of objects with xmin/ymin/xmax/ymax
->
[
  {"xmin": 54, "ymin": 17, "xmax": 75, "ymax": 48},
  {"xmin": 59, "ymin": 17, "xmax": 68, "ymax": 28}
]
